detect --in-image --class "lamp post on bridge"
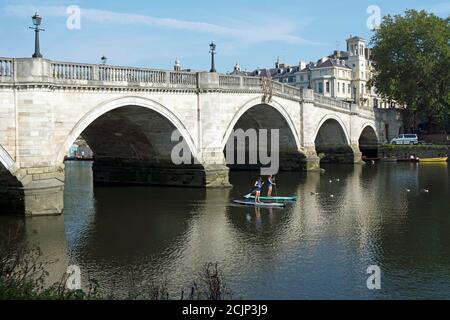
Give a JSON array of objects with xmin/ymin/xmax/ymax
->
[
  {"xmin": 209, "ymin": 42, "xmax": 216, "ymax": 73},
  {"xmin": 30, "ymin": 12, "xmax": 44, "ymax": 58}
]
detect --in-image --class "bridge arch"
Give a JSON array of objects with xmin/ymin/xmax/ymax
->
[
  {"xmin": 314, "ymin": 115, "xmax": 351, "ymax": 146},
  {"xmin": 358, "ymin": 123, "xmax": 379, "ymax": 142},
  {"xmin": 358, "ymin": 123, "xmax": 379, "ymax": 158},
  {"xmin": 314, "ymin": 115, "xmax": 354, "ymax": 163},
  {"xmin": 221, "ymin": 97, "xmax": 301, "ymax": 150},
  {"xmin": 56, "ymin": 96, "xmax": 198, "ymax": 164},
  {"xmin": 57, "ymin": 96, "xmax": 211, "ymax": 188},
  {"xmin": 221, "ymin": 97, "xmax": 304, "ymax": 172},
  {"xmin": 0, "ymin": 144, "xmax": 14, "ymax": 170}
]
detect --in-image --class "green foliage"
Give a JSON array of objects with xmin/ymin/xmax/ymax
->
[{"xmin": 370, "ymin": 10, "xmax": 450, "ymax": 129}]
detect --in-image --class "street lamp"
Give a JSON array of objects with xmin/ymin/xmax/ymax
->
[
  {"xmin": 307, "ymin": 67, "xmax": 312, "ymax": 89},
  {"xmin": 209, "ymin": 42, "xmax": 216, "ymax": 73},
  {"xmin": 101, "ymin": 56, "xmax": 108, "ymax": 65},
  {"xmin": 30, "ymin": 12, "xmax": 44, "ymax": 58}
]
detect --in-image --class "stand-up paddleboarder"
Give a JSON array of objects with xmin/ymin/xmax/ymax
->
[
  {"xmin": 267, "ymin": 175, "xmax": 276, "ymax": 197},
  {"xmin": 254, "ymin": 177, "xmax": 264, "ymax": 203}
]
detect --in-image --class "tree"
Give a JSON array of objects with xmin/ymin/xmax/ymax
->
[{"xmin": 370, "ymin": 10, "xmax": 450, "ymax": 132}]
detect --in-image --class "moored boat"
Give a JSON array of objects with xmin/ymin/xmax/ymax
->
[{"xmin": 419, "ymin": 157, "xmax": 448, "ymax": 163}]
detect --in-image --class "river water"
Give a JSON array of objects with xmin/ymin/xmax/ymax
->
[{"xmin": 1, "ymin": 161, "xmax": 450, "ymax": 299}]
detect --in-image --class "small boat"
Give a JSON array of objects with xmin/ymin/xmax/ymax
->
[
  {"xmin": 397, "ymin": 158, "xmax": 419, "ymax": 163},
  {"xmin": 381, "ymin": 158, "xmax": 398, "ymax": 162},
  {"xmin": 419, "ymin": 157, "xmax": 448, "ymax": 163},
  {"xmin": 243, "ymin": 195, "xmax": 297, "ymax": 202},
  {"xmin": 233, "ymin": 200, "xmax": 286, "ymax": 208}
]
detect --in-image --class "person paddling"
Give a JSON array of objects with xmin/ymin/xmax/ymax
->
[
  {"xmin": 267, "ymin": 175, "xmax": 276, "ymax": 197},
  {"xmin": 254, "ymin": 177, "xmax": 264, "ymax": 203}
]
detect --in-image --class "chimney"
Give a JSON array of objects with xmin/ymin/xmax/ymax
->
[{"xmin": 299, "ymin": 60, "xmax": 306, "ymax": 70}]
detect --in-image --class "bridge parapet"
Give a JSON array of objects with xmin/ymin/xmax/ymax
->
[
  {"xmin": 0, "ymin": 58, "xmax": 14, "ymax": 81},
  {"xmin": 313, "ymin": 93, "xmax": 352, "ymax": 111},
  {"xmin": 0, "ymin": 57, "xmax": 362, "ymax": 113}
]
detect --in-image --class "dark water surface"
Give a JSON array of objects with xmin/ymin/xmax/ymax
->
[{"xmin": 1, "ymin": 161, "xmax": 450, "ymax": 299}]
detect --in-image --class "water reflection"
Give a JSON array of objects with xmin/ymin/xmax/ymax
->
[{"xmin": 1, "ymin": 161, "xmax": 449, "ymax": 299}]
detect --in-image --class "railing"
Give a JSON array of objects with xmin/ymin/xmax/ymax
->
[
  {"xmin": 170, "ymin": 71, "xmax": 197, "ymax": 87},
  {"xmin": 243, "ymin": 76, "xmax": 261, "ymax": 87},
  {"xmin": 0, "ymin": 58, "xmax": 13, "ymax": 78},
  {"xmin": 271, "ymin": 81, "xmax": 283, "ymax": 94},
  {"xmin": 284, "ymin": 84, "xmax": 301, "ymax": 97},
  {"xmin": 314, "ymin": 93, "xmax": 351, "ymax": 110},
  {"xmin": 98, "ymin": 66, "xmax": 166, "ymax": 83},
  {"xmin": 52, "ymin": 63, "xmax": 93, "ymax": 80},
  {"xmin": 219, "ymin": 75, "xmax": 241, "ymax": 87}
]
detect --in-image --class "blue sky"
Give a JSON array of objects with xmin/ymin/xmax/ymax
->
[{"xmin": 1, "ymin": 0, "xmax": 449, "ymax": 72}]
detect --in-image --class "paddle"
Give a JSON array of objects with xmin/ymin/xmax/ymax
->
[
  {"xmin": 244, "ymin": 189, "xmax": 258, "ymax": 198},
  {"xmin": 274, "ymin": 177, "xmax": 279, "ymax": 202}
]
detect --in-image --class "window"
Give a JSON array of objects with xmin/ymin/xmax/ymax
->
[
  {"xmin": 326, "ymin": 81, "xmax": 330, "ymax": 93},
  {"xmin": 300, "ymin": 75, "xmax": 304, "ymax": 81},
  {"xmin": 338, "ymin": 82, "xmax": 340, "ymax": 93},
  {"xmin": 318, "ymin": 82, "xmax": 323, "ymax": 93},
  {"xmin": 361, "ymin": 83, "xmax": 364, "ymax": 94},
  {"xmin": 348, "ymin": 84, "xmax": 351, "ymax": 94}
]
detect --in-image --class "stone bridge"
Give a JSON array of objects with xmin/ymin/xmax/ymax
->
[{"xmin": 0, "ymin": 57, "xmax": 383, "ymax": 215}]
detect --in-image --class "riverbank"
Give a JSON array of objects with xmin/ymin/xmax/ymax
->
[{"xmin": 378, "ymin": 144, "xmax": 449, "ymax": 160}]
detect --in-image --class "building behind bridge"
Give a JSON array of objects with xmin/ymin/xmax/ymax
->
[{"xmin": 230, "ymin": 35, "xmax": 403, "ymax": 111}]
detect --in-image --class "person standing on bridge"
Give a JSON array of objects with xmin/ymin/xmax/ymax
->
[
  {"xmin": 267, "ymin": 175, "xmax": 276, "ymax": 197},
  {"xmin": 254, "ymin": 177, "xmax": 264, "ymax": 203}
]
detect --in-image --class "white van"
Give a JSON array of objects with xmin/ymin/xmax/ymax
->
[{"xmin": 390, "ymin": 134, "xmax": 419, "ymax": 145}]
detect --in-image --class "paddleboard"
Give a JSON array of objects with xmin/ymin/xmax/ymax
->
[
  {"xmin": 233, "ymin": 200, "xmax": 286, "ymax": 208},
  {"xmin": 244, "ymin": 195, "xmax": 297, "ymax": 202}
]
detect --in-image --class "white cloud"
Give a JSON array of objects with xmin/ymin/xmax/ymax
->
[{"xmin": 3, "ymin": 4, "xmax": 323, "ymax": 45}]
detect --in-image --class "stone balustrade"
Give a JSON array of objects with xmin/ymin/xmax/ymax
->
[
  {"xmin": 0, "ymin": 57, "xmax": 357, "ymax": 112},
  {"xmin": 219, "ymin": 75, "xmax": 241, "ymax": 87},
  {"xmin": 314, "ymin": 93, "xmax": 351, "ymax": 110},
  {"xmin": 242, "ymin": 76, "xmax": 261, "ymax": 87},
  {"xmin": 98, "ymin": 65, "xmax": 166, "ymax": 84},
  {"xmin": 169, "ymin": 71, "xmax": 197, "ymax": 87},
  {"xmin": 52, "ymin": 62, "xmax": 94, "ymax": 80},
  {"xmin": 0, "ymin": 58, "xmax": 13, "ymax": 79}
]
